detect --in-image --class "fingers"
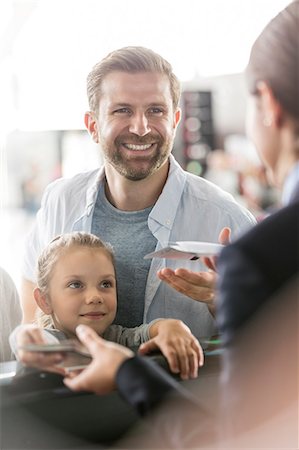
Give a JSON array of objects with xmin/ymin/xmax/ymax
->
[
  {"xmin": 17, "ymin": 348, "xmax": 66, "ymax": 374},
  {"xmin": 150, "ymin": 330, "xmax": 203, "ymax": 380},
  {"xmin": 21, "ymin": 351, "xmax": 65, "ymax": 368},
  {"xmin": 158, "ymin": 268, "xmax": 216, "ymax": 303},
  {"xmin": 16, "ymin": 326, "xmax": 65, "ymax": 372},
  {"xmin": 178, "ymin": 337, "xmax": 203, "ymax": 380},
  {"xmin": 138, "ymin": 339, "xmax": 159, "ymax": 355},
  {"xmin": 162, "ymin": 347, "xmax": 180, "ymax": 375},
  {"xmin": 202, "ymin": 256, "xmax": 217, "ymax": 272},
  {"xmin": 160, "ymin": 267, "xmax": 215, "ymax": 289},
  {"xmin": 174, "ymin": 269, "xmax": 215, "ymax": 288},
  {"xmin": 186, "ymin": 348, "xmax": 198, "ymax": 380},
  {"xmin": 63, "ymin": 370, "xmax": 90, "ymax": 392},
  {"xmin": 17, "ymin": 326, "xmax": 46, "ymax": 346},
  {"xmin": 176, "ymin": 347, "xmax": 190, "ymax": 380},
  {"xmin": 64, "ymin": 325, "xmax": 134, "ymax": 396},
  {"xmin": 202, "ymin": 227, "xmax": 231, "ymax": 271},
  {"xmin": 157, "ymin": 268, "xmax": 175, "ymax": 282},
  {"xmin": 197, "ymin": 341, "xmax": 204, "ymax": 367},
  {"xmin": 64, "ymin": 368, "xmax": 84, "ymax": 378},
  {"xmin": 139, "ymin": 339, "xmax": 193, "ymax": 379},
  {"xmin": 164, "ymin": 343, "xmax": 201, "ymax": 380},
  {"xmin": 75, "ymin": 324, "xmax": 105, "ymax": 356},
  {"xmin": 218, "ymin": 226, "xmax": 231, "ymax": 245}
]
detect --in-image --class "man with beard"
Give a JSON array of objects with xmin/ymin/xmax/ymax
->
[{"xmin": 20, "ymin": 47, "xmax": 255, "ymax": 342}]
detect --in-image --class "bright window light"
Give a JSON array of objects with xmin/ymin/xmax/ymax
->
[{"xmin": 0, "ymin": 0, "xmax": 291, "ymax": 130}]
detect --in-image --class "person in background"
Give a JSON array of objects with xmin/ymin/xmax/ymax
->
[
  {"xmin": 157, "ymin": 0, "xmax": 299, "ymax": 338},
  {"xmin": 20, "ymin": 46, "xmax": 255, "ymax": 343},
  {"xmin": 61, "ymin": 2, "xmax": 298, "ymax": 448},
  {"xmin": 11, "ymin": 232, "xmax": 202, "ymax": 380},
  {"xmin": 0, "ymin": 267, "xmax": 22, "ymax": 362}
]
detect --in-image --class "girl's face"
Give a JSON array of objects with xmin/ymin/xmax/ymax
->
[{"xmin": 46, "ymin": 246, "xmax": 117, "ymax": 338}]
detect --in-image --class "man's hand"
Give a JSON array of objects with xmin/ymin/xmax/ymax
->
[
  {"xmin": 63, "ymin": 325, "xmax": 134, "ymax": 395},
  {"xmin": 138, "ymin": 319, "xmax": 203, "ymax": 380},
  {"xmin": 157, "ymin": 227, "xmax": 231, "ymax": 315},
  {"xmin": 15, "ymin": 324, "xmax": 66, "ymax": 375},
  {"xmin": 202, "ymin": 227, "xmax": 231, "ymax": 271},
  {"xmin": 158, "ymin": 268, "xmax": 216, "ymax": 304}
]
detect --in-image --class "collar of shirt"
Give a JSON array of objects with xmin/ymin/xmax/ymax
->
[
  {"xmin": 85, "ymin": 166, "xmax": 106, "ymax": 216},
  {"xmin": 148, "ymin": 154, "xmax": 186, "ymax": 232},
  {"xmin": 81, "ymin": 155, "xmax": 186, "ymax": 229}
]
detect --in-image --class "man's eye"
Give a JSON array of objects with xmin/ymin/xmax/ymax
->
[
  {"xmin": 68, "ymin": 281, "xmax": 82, "ymax": 289},
  {"xmin": 101, "ymin": 280, "xmax": 112, "ymax": 288},
  {"xmin": 114, "ymin": 108, "xmax": 131, "ymax": 114},
  {"xmin": 148, "ymin": 107, "xmax": 163, "ymax": 115}
]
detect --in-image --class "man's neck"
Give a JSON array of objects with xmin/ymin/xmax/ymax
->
[{"xmin": 104, "ymin": 160, "xmax": 170, "ymax": 211}]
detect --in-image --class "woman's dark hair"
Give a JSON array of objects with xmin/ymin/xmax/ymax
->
[{"xmin": 246, "ymin": 1, "xmax": 299, "ymax": 118}]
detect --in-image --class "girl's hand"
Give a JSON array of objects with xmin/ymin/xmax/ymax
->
[
  {"xmin": 16, "ymin": 324, "xmax": 66, "ymax": 375},
  {"xmin": 138, "ymin": 319, "xmax": 204, "ymax": 380}
]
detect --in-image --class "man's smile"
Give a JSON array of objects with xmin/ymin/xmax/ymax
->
[{"xmin": 122, "ymin": 143, "xmax": 154, "ymax": 151}]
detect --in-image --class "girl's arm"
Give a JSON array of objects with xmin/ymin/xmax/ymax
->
[{"xmin": 104, "ymin": 319, "xmax": 203, "ymax": 380}]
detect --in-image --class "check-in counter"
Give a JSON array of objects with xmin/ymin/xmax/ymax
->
[{"xmin": 0, "ymin": 349, "xmax": 221, "ymax": 449}]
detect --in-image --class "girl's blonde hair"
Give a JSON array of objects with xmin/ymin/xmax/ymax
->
[{"xmin": 35, "ymin": 232, "xmax": 115, "ymax": 328}]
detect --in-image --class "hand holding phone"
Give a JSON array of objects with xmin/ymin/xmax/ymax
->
[
  {"xmin": 14, "ymin": 324, "xmax": 92, "ymax": 374},
  {"xmin": 18, "ymin": 340, "xmax": 92, "ymax": 372}
]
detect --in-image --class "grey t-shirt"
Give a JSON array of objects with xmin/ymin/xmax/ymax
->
[{"xmin": 91, "ymin": 183, "xmax": 157, "ymax": 327}]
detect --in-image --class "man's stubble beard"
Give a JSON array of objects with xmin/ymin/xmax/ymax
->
[{"xmin": 100, "ymin": 134, "xmax": 175, "ymax": 181}]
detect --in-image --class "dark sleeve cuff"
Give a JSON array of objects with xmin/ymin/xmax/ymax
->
[{"xmin": 116, "ymin": 355, "xmax": 184, "ymax": 416}]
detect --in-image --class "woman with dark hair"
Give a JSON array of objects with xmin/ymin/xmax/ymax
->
[
  {"xmin": 245, "ymin": 0, "xmax": 299, "ymax": 199},
  {"xmin": 157, "ymin": 1, "xmax": 299, "ymax": 327},
  {"xmin": 217, "ymin": 0, "xmax": 299, "ymax": 343}
]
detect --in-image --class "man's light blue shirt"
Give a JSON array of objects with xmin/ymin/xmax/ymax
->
[{"xmin": 23, "ymin": 155, "xmax": 256, "ymax": 340}]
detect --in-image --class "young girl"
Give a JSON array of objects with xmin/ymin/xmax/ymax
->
[{"xmin": 11, "ymin": 232, "xmax": 203, "ymax": 379}]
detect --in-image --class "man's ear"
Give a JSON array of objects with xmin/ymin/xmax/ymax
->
[
  {"xmin": 33, "ymin": 288, "xmax": 53, "ymax": 315},
  {"xmin": 256, "ymin": 81, "xmax": 283, "ymax": 128},
  {"xmin": 84, "ymin": 111, "xmax": 99, "ymax": 143}
]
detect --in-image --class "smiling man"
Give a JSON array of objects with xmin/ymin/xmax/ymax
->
[{"xmin": 21, "ymin": 47, "xmax": 255, "ymax": 341}]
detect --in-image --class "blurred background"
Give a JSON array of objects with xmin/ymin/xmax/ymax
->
[{"xmin": 0, "ymin": 0, "xmax": 288, "ymax": 288}]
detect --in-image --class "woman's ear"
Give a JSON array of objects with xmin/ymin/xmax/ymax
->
[
  {"xmin": 33, "ymin": 287, "xmax": 53, "ymax": 314},
  {"xmin": 84, "ymin": 111, "xmax": 99, "ymax": 143},
  {"xmin": 256, "ymin": 81, "xmax": 283, "ymax": 128}
]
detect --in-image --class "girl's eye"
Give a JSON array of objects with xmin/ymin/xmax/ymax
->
[
  {"xmin": 68, "ymin": 281, "xmax": 83, "ymax": 289},
  {"xmin": 101, "ymin": 280, "xmax": 112, "ymax": 289}
]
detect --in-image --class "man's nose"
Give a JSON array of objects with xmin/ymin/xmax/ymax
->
[{"xmin": 129, "ymin": 113, "xmax": 151, "ymax": 136}]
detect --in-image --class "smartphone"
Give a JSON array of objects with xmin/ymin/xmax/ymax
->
[{"xmin": 18, "ymin": 339, "xmax": 92, "ymax": 371}]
